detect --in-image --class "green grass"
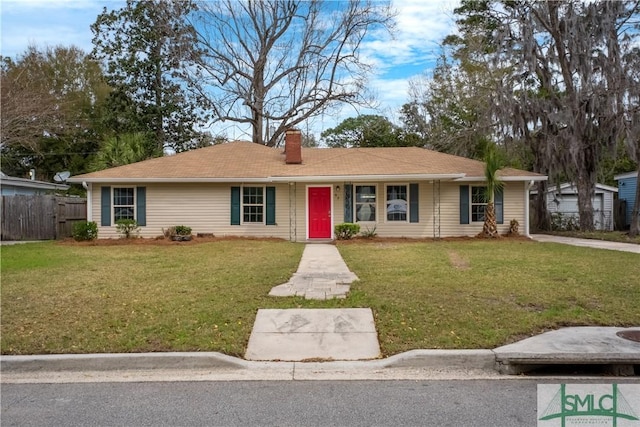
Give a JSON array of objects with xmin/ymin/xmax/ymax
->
[
  {"xmin": 337, "ymin": 239, "xmax": 640, "ymax": 354},
  {"xmin": 2, "ymin": 239, "xmax": 639, "ymax": 357}
]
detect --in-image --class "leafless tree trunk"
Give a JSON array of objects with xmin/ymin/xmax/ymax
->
[{"xmin": 187, "ymin": 0, "xmax": 393, "ymax": 146}]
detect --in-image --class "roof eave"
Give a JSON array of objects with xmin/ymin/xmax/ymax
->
[
  {"xmin": 614, "ymin": 171, "xmax": 638, "ymax": 180},
  {"xmin": 455, "ymin": 175, "xmax": 548, "ymax": 182},
  {"xmin": 67, "ymin": 177, "xmax": 274, "ymax": 184},
  {"xmin": 0, "ymin": 178, "xmax": 70, "ymax": 190},
  {"xmin": 269, "ymin": 173, "xmax": 465, "ymax": 182},
  {"xmin": 70, "ymin": 174, "xmax": 467, "ymax": 184}
]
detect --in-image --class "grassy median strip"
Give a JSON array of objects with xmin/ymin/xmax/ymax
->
[{"xmin": 2, "ymin": 238, "xmax": 639, "ymax": 357}]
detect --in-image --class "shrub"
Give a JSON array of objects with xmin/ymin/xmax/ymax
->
[
  {"xmin": 162, "ymin": 227, "xmax": 175, "ymax": 239},
  {"xmin": 72, "ymin": 221, "xmax": 98, "ymax": 241},
  {"xmin": 360, "ymin": 226, "xmax": 377, "ymax": 239},
  {"xmin": 174, "ymin": 225, "xmax": 192, "ymax": 236},
  {"xmin": 335, "ymin": 223, "xmax": 360, "ymax": 240},
  {"xmin": 163, "ymin": 225, "xmax": 193, "ymax": 241},
  {"xmin": 508, "ymin": 219, "xmax": 519, "ymax": 236},
  {"xmin": 115, "ymin": 219, "xmax": 139, "ymax": 239},
  {"xmin": 550, "ymin": 212, "xmax": 579, "ymax": 231}
]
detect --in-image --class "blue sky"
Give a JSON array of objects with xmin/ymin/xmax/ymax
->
[{"xmin": 1, "ymin": 0, "xmax": 459, "ymax": 139}]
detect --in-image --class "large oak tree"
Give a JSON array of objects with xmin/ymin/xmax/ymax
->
[
  {"xmin": 187, "ymin": 0, "xmax": 394, "ymax": 146},
  {"xmin": 437, "ymin": 0, "xmax": 639, "ymax": 231}
]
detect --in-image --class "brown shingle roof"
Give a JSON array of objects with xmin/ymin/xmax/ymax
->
[{"xmin": 69, "ymin": 141, "xmax": 545, "ymax": 182}]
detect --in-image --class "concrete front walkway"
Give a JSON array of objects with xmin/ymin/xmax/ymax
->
[
  {"xmin": 245, "ymin": 308, "xmax": 381, "ymax": 362},
  {"xmin": 253, "ymin": 245, "xmax": 379, "ymax": 361},
  {"xmin": 269, "ymin": 244, "xmax": 359, "ymax": 300},
  {"xmin": 530, "ymin": 234, "xmax": 640, "ymax": 253}
]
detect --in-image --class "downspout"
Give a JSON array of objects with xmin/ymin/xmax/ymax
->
[
  {"xmin": 82, "ymin": 182, "xmax": 93, "ymax": 222},
  {"xmin": 524, "ymin": 180, "xmax": 534, "ymax": 237}
]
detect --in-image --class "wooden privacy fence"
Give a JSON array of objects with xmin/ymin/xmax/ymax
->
[{"xmin": 1, "ymin": 195, "xmax": 87, "ymax": 241}]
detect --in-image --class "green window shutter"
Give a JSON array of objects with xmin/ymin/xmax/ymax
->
[
  {"xmin": 136, "ymin": 187, "xmax": 146, "ymax": 226},
  {"xmin": 344, "ymin": 184, "xmax": 353, "ymax": 223},
  {"xmin": 101, "ymin": 186, "xmax": 111, "ymax": 226},
  {"xmin": 460, "ymin": 185, "xmax": 469, "ymax": 224},
  {"xmin": 409, "ymin": 183, "xmax": 419, "ymax": 223},
  {"xmin": 230, "ymin": 186, "xmax": 240, "ymax": 225},
  {"xmin": 495, "ymin": 187, "xmax": 504, "ymax": 224},
  {"xmin": 266, "ymin": 186, "xmax": 276, "ymax": 225}
]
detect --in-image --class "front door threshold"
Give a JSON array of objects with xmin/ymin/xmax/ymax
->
[{"xmin": 306, "ymin": 239, "xmax": 334, "ymax": 243}]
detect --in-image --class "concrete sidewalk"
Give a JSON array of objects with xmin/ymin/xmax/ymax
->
[
  {"xmin": 268, "ymin": 244, "xmax": 358, "ymax": 299},
  {"xmin": 530, "ymin": 234, "xmax": 640, "ymax": 253},
  {"xmin": 245, "ymin": 308, "xmax": 381, "ymax": 361}
]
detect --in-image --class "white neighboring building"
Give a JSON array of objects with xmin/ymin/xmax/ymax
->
[{"xmin": 531, "ymin": 182, "xmax": 618, "ymax": 231}]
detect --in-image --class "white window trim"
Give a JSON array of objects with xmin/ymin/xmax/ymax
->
[
  {"xmin": 354, "ymin": 183, "xmax": 377, "ymax": 223},
  {"xmin": 241, "ymin": 185, "xmax": 266, "ymax": 225},
  {"xmin": 384, "ymin": 183, "xmax": 409, "ymax": 223},
  {"xmin": 112, "ymin": 186, "xmax": 136, "ymax": 224},
  {"xmin": 470, "ymin": 185, "xmax": 488, "ymax": 223}
]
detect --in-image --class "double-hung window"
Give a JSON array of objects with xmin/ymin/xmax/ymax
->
[
  {"xmin": 386, "ymin": 185, "xmax": 407, "ymax": 221},
  {"xmin": 471, "ymin": 186, "xmax": 488, "ymax": 222},
  {"xmin": 113, "ymin": 187, "xmax": 135, "ymax": 222},
  {"xmin": 355, "ymin": 185, "xmax": 376, "ymax": 222},
  {"xmin": 243, "ymin": 186, "xmax": 264, "ymax": 223}
]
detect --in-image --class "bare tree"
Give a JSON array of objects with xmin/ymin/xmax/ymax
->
[{"xmin": 187, "ymin": 0, "xmax": 393, "ymax": 146}]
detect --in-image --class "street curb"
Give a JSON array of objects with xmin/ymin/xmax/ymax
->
[
  {"xmin": 1, "ymin": 352, "xmax": 249, "ymax": 373},
  {"xmin": 1, "ymin": 350, "xmax": 497, "ymax": 374},
  {"xmin": 379, "ymin": 350, "xmax": 497, "ymax": 370}
]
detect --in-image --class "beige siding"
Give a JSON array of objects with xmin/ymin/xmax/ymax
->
[
  {"xmin": 91, "ymin": 180, "xmax": 528, "ymax": 241},
  {"xmin": 439, "ymin": 181, "xmax": 525, "ymax": 237},
  {"xmin": 92, "ymin": 183, "xmax": 292, "ymax": 239}
]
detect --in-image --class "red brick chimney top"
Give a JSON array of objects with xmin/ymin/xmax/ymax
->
[{"xmin": 285, "ymin": 129, "xmax": 302, "ymax": 164}]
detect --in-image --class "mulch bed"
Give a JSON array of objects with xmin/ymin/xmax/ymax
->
[
  {"xmin": 57, "ymin": 235, "xmax": 287, "ymax": 246},
  {"xmin": 58, "ymin": 233, "xmax": 531, "ymax": 247}
]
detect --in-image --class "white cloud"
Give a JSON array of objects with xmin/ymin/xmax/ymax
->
[
  {"xmin": 346, "ymin": 0, "xmax": 458, "ymax": 127},
  {"xmin": 362, "ymin": 0, "xmax": 457, "ymax": 73}
]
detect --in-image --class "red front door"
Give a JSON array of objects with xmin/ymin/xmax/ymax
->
[{"xmin": 308, "ymin": 187, "xmax": 332, "ymax": 239}]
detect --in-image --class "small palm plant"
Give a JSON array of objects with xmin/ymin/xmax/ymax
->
[{"xmin": 481, "ymin": 142, "xmax": 504, "ymax": 238}]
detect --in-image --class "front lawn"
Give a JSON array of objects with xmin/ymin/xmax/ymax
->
[{"xmin": 2, "ymin": 238, "xmax": 638, "ymax": 357}]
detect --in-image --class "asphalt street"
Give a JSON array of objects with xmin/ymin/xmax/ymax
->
[{"xmin": 2, "ymin": 379, "xmax": 639, "ymax": 427}]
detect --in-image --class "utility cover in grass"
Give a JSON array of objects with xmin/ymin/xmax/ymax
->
[{"xmin": 245, "ymin": 308, "xmax": 380, "ymax": 361}]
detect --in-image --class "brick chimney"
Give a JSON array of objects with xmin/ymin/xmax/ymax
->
[{"xmin": 285, "ymin": 128, "xmax": 302, "ymax": 164}]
